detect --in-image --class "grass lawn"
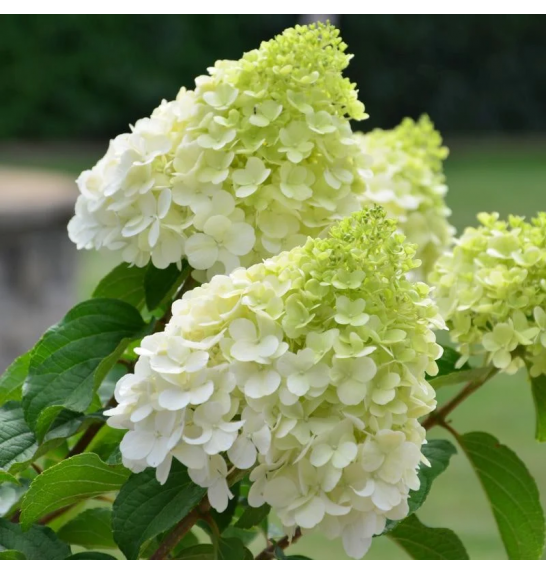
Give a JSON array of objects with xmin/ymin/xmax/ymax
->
[{"xmin": 2, "ymin": 136, "xmax": 545, "ymax": 559}]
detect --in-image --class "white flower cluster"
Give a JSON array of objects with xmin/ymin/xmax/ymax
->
[
  {"xmin": 106, "ymin": 208, "xmax": 443, "ymax": 559},
  {"xmin": 356, "ymin": 116, "xmax": 454, "ymax": 279},
  {"xmin": 68, "ymin": 23, "xmax": 368, "ymax": 277},
  {"xmin": 430, "ymin": 212, "xmax": 546, "ymax": 375}
]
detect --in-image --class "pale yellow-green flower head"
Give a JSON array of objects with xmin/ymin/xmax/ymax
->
[
  {"xmin": 430, "ymin": 212, "xmax": 546, "ymax": 375},
  {"xmin": 69, "ymin": 23, "xmax": 370, "ymax": 278},
  {"xmin": 106, "ymin": 206, "xmax": 444, "ymax": 559},
  {"xmin": 356, "ymin": 116, "xmax": 454, "ymax": 279}
]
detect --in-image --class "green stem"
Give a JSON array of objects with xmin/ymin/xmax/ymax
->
[{"xmin": 201, "ymin": 512, "xmax": 222, "ymax": 556}]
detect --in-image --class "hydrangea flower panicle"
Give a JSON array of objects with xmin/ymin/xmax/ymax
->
[
  {"xmin": 356, "ymin": 115, "xmax": 454, "ymax": 279},
  {"xmin": 68, "ymin": 23, "xmax": 370, "ymax": 278},
  {"xmin": 430, "ymin": 212, "xmax": 546, "ymax": 376},
  {"xmin": 106, "ymin": 207, "xmax": 444, "ymax": 559}
]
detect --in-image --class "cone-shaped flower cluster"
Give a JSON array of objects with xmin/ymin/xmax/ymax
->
[
  {"xmin": 106, "ymin": 207, "xmax": 443, "ymax": 559},
  {"xmin": 68, "ymin": 23, "xmax": 370, "ymax": 277},
  {"xmin": 430, "ymin": 212, "xmax": 546, "ymax": 375},
  {"xmin": 356, "ymin": 116, "xmax": 454, "ymax": 279}
]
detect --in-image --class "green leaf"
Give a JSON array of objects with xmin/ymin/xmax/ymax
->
[
  {"xmin": 0, "ymin": 403, "xmax": 90, "ymax": 474},
  {"xmin": 7, "ymin": 409, "xmax": 87, "ymax": 474},
  {"xmin": 530, "ymin": 374, "xmax": 546, "ymax": 442},
  {"xmin": 175, "ymin": 544, "xmax": 216, "ymax": 560},
  {"xmin": 429, "ymin": 366, "xmax": 493, "ymax": 390},
  {"xmin": 93, "ymin": 263, "xmax": 147, "ymax": 310},
  {"xmin": 0, "ymin": 470, "xmax": 19, "ymax": 485},
  {"xmin": 388, "ymin": 514, "xmax": 469, "ymax": 559},
  {"xmin": 430, "ymin": 346, "xmax": 469, "ymax": 377},
  {"xmin": 0, "ymin": 549, "xmax": 26, "ymax": 559},
  {"xmin": 93, "ymin": 261, "xmax": 188, "ymax": 314},
  {"xmin": 285, "ymin": 555, "xmax": 312, "ymax": 559},
  {"xmin": 0, "ymin": 402, "xmax": 37, "ymax": 471},
  {"xmin": 20, "ymin": 453, "xmax": 130, "ymax": 529},
  {"xmin": 106, "ymin": 445, "xmax": 122, "ymax": 466},
  {"xmin": 0, "ymin": 519, "xmax": 71, "ymax": 559},
  {"xmin": 57, "ymin": 508, "xmax": 115, "ymax": 549},
  {"xmin": 66, "ymin": 552, "xmax": 116, "ymax": 560},
  {"xmin": 0, "ymin": 352, "xmax": 30, "ymax": 406},
  {"xmin": 427, "ymin": 346, "xmax": 495, "ymax": 389},
  {"xmin": 88, "ymin": 425, "xmax": 125, "ymax": 462},
  {"xmin": 221, "ymin": 525, "xmax": 258, "ymax": 546},
  {"xmin": 112, "ymin": 459, "xmax": 205, "ymax": 560},
  {"xmin": 235, "ymin": 504, "xmax": 271, "ymax": 530},
  {"xmin": 408, "ymin": 439, "xmax": 457, "ymax": 513},
  {"xmin": 145, "ymin": 261, "xmax": 189, "ymax": 312},
  {"xmin": 22, "ymin": 298, "xmax": 147, "ymax": 436},
  {"xmin": 217, "ymin": 536, "xmax": 253, "ymax": 559},
  {"xmin": 459, "ymin": 431, "xmax": 545, "ymax": 559}
]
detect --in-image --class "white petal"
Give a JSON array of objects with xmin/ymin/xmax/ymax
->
[
  {"xmin": 173, "ymin": 443, "xmax": 207, "ymax": 469},
  {"xmin": 204, "ymin": 429, "xmax": 237, "ymax": 455},
  {"xmin": 252, "ymin": 425, "xmax": 271, "ymax": 454},
  {"xmin": 331, "ymin": 442, "xmax": 358, "ymax": 469},
  {"xmin": 155, "ymin": 456, "xmax": 172, "ymax": 485},
  {"xmin": 337, "ymin": 380, "xmax": 367, "ymax": 405},
  {"xmin": 310, "ymin": 443, "xmax": 333, "ymax": 467},
  {"xmin": 121, "ymin": 430, "xmax": 155, "ymax": 460},
  {"xmin": 130, "ymin": 404, "xmax": 153, "ymax": 423},
  {"xmin": 223, "ymin": 223, "xmax": 255, "ymax": 256},
  {"xmin": 147, "ymin": 436, "xmax": 170, "ymax": 467},
  {"xmin": 207, "ymin": 479, "xmax": 232, "ymax": 512},
  {"xmin": 184, "ymin": 234, "xmax": 218, "ymax": 270},
  {"xmin": 158, "ymin": 388, "xmax": 190, "ymax": 410},
  {"xmin": 229, "ymin": 318, "xmax": 257, "ymax": 341},
  {"xmin": 263, "ymin": 477, "xmax": 299, "ymax": 507},
  {"xmin": 342, "ymin": 522, "xmax": 373, "ymax": 559},
  {"xmin": 148, "ymin": 218, "xmax": 161, "ymax": 248},
  {"xmin": 228, "ymin": 436, "xmax": 257, "ymax": 469},
  {"xmin": 287, "ymin": 373, "xmax": 310, "ymax": 396},
  {"xmin": 189, "ymin": 380, "xmax": 214, "ymax": 405},
  {"xmin": 157, "ymin": 188, "xmax": 172, "ymax": 219},
  {"xmin": 256, "ymin": 335, "xmax": 281, "ymax": 359},
  {"xmin": 372, "ymin": 481, "xmax": 402, "ymax": 511},
  {"xmin": 185, "ymin": 351, "xmax": 209, "ymax": 372},
  {"xmin": 352, "ymin": 479, "xmax": 375, "ymax": 498},
  {"xmin": 295, "ymin": 497, "xmax": 325, "ymax": 528},
  {"xmin": 354, "ymin": 356, "xmax": 377, "ymax": 383}
]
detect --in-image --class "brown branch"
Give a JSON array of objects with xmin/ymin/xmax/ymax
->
[
  {"xmin": 149, "ymin": 468, "xmax": 249, "ymax": 560},
  {"xmin": 255, "ymin": 527, "xmax": 302, "ymax": 560},
  {"xmin": 150, "ymin": 499, "xmax": 211, "ymax": 560},
  {"xmin": 10, "ymin": 510, "xmax": 21, "ymax": 523},
  {"xmin": 69, "ymin": 421, "xmax": 103, "ymax": 457},
  {"xmin": 423, "ymin": 367, "xmax": 497, "ymax": 430},
  {"xmin": 39, "ymin": 504, "xmax": 73, "ymax": 525}
]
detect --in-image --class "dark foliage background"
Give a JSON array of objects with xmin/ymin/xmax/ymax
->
[{"xmin": 1, "ymin": 14, "xmax": 545, "ymax": 139}]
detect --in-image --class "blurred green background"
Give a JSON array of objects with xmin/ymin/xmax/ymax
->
[{"xmin": 1, "ymin": 14, "xmax": 545, "ymax": 560}]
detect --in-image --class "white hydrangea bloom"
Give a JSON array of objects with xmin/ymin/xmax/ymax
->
[
  {"xmin": 356, "ymin": 116, "xmax": 455, "ymax": 280},
  {"xmin": 69, "ymin": 23, "xmax": 369, "ymax": 277},
  {"xmin": 106, "ymin": 208, "xmax": 443, "ymax": 559}
]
